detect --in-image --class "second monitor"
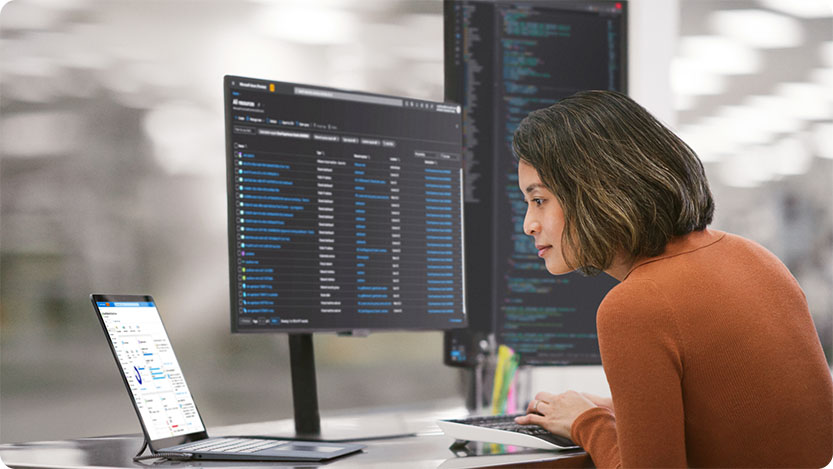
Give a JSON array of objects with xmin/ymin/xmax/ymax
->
[
  {"xmin": 224, "ymin": 76, "xmax": 468, "ymax": 438},
  {"xmin": 225, "ymin": 76, "xmax": 467, "ymax": 333},
  {"xmin": 444, "ymin": 0, "xmax": 627, "ymax": 367}
]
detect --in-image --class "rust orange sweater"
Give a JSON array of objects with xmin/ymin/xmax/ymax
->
[{"xmin": 571, "ymin": 229, "xmax": 833, "ymax": 468}]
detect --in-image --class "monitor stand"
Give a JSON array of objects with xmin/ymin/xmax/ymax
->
[
  {"xmin": 288, "ymin": 333, "xmax": 321, "ymax": 436},
  {"xmin": 280, "ymin": 333, "xmax": 428, "ymax": 442}
]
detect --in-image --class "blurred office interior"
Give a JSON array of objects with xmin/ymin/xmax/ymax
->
[{"xmin": 1, "ymin": 0, "xmax": 831, "ymax": 444}]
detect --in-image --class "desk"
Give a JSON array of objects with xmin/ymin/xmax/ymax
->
[{"xmin": 0, "ymin": 403, "xmax": 590, "ymax": 468}]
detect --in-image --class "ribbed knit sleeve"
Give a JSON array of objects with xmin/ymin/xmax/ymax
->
[
  {"xmin": 571, "ymin": 407, "xmax": 619, "ymax": 468},
  {"xmin": 585, "ymin": 279, "xmax": 687, "ymax": 468}
]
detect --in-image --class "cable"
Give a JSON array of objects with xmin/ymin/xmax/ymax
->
[
  {"xmin": 133, "ymin": 451, "xmax": 194, "ymax": 462},
  {"xmin": 132, "ymin": 438, "xmax": 193, "ymax": 462}
]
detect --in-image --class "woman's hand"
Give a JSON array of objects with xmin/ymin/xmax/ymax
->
[
  {"xmin": 581, "ymin": 392, "xmax": 614, "ymax": 412},
  {"xmin": 514, "ymin": 390, "xmax": 598, "ymax": 438}
]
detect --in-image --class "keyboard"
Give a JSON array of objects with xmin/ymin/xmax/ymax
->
[
  {"xmin": 170, "ymin": 437, "xmax": 284, "ymax": 454},
  {"xmin": 437, "ymin": 413, "xmax": 579, "ymax": 450}
]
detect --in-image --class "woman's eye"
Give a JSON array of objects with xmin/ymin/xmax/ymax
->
[{"xmin": 533, "ymin": 198, "xmax": 543, "ymax": 206}]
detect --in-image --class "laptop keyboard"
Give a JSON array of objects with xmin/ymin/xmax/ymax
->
[
  {"xmin": 447, "ymin": 413, "xmax": 577, "ymax": 448},
  {"xmin": 174, "ymin": 438, "xmax": 285, "ymax": 454}
]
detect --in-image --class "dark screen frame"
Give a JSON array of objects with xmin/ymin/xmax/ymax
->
[
  {"xmin": 223, "ymin": 75, "xmax": 468, "ymax": 334},
  {"xmin": 442, "ymin": 0, "xmax": 628, "ymax": 367},
  {"xmin": 90, "ymin": 293, "xmax": 211, "ymax": 452}
]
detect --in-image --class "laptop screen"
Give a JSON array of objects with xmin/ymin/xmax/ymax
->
[{"xmin": 96, "ymin": 299, "xmax": 206, "ymax": 441}]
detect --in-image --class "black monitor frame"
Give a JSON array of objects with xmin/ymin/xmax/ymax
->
[
  {"xmin": 225, "ymin": 77, "xmax": 467, "ymax": 335},
  {"xmin": 443, "ymin": 0, "xmax": 628, "ymax": 370},
  {"xmin": 224, "ymin": 75, "xmax": 467, "ymax": 438}
]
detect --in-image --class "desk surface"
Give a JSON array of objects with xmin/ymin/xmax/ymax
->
[{"xmin": 0, "ymin": 403, "xmax": 591, "ymax": 468}]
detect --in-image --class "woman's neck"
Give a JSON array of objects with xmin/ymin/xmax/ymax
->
[{"xmin": 605, "ymin": 252, "xmax": 635, "ymax": 282}]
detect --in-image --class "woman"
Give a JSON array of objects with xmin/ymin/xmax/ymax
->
[{"xmin": 511, "ymin": 90, "xmax": 833, "ymax": 467}]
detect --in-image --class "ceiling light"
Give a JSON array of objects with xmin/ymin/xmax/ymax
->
[
  {"xmin": 812, "ymin": 123, "xmax": 833, "ymax": 159},
  {"xmin": 143, "ymin": 101, "xmax": 223, "ymax": 175},
  {"xmin": 710, "ymin": 9, "xmax": 803, "ymax": 49},
  {"xmin": 717, "ymin": 139, "xmax": 808, "ymax": 186},
  {"xmin": 719, "ymin": 150, "xmax": 769, "ymax": 188},
  {"xmin": 743, "ymin": 94, "xmax": 804, "ymax": 134},
  {"xmin": 256, "ymin": 5, "xmax": 357, "ymax": 45},
  {"xmin": 757, "ymin": 0, "xmax": 833, "ymax": 19},
  {"xmin": 714, "ymin": 105, "xmax": 776, "ymax": 145},
  {"xmin": 671, "ymin": 57, "xmax": 726, "ymax": 95},
  {"xmin": 678, "ymin": 35, "xmax": 761, "ymax": 75},
  {"xmin": 775, "ymin": 82, "xmax": 833, "ymax": 121},
  {"xmin": 677, "ymin": 125, "xmax": 724, "ymax": 163},
  {"xmin": 680, "ymin": 117, "xmax": 744, "ymax": 161},
  {"xmin": 699, "ymin": 115, "xmax": 749, "ymax": 153}
]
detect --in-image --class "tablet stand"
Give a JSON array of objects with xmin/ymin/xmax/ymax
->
[{"xmin": 131, "ymin": 437, "xmax": 193, "ymax": 462}]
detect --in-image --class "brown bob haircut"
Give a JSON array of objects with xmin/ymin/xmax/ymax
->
[{"xmin": 512, "ymin": 90, "xmax": 714, "ymax": 275}]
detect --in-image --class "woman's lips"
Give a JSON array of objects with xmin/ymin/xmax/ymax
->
[{"xmin": 537, "ymin": 246, "xmax": 551, "ymax": 257}]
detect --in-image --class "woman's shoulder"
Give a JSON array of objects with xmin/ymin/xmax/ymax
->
[
  {"xmin": 692, "ymin": 229, "xmax": 779, "ymax": 261},
  {"xmin": 695, "ymin": 230, "xmax": 796, "ymax": 281},
  {"xmin": 597, "ymin": 278, "xmax": 673, "ymax": 327},
  {"xmin": 601, "ymin": 228, "xmax": 804, "ymax": 326},
  {"xmin": 626, "ymin": 229, "xmax": 790, "ymax": 283}
]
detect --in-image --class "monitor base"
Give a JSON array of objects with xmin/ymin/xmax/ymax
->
[{"xmin": 236, "ymin": 409, "xmax": 445, "ymax": 442}]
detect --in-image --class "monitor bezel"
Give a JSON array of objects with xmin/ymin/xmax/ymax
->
[
  {"xmin": 441, "ymin": 0, "xmax": 629, "ymax": 366},
  {"xmin": 223, "ymin": 75, "xmax": 468, "ymax": 334}
]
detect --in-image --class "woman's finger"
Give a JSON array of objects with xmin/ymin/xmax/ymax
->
[
  {"xmin": 534, "ymin": 391, "xmax": 555, "ymax": 402},
  {"xmin": 514, "ymin": 412, "xmax": 545, "ymax": 426}
]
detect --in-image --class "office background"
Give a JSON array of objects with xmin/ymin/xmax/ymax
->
[{"xmin": 1, "ymin": 0, "xmax": 831, "ymax": 444}]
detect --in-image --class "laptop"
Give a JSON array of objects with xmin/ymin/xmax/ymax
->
[{"xmin": 91, "ymin": 293, "xmax": 365, "ymax": 462}]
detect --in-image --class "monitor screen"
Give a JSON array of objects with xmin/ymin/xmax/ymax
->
[
  {"xmin": 225, "ymin": 76, "xmax": 467, "ymax": 332},
  {"xmin": 444, "ymin": 0, "xmax": 626, "ymax": 365}
]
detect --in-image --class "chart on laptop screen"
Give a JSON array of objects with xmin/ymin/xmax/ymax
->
[{"xmin": 97, "ymin": 301, "xmax": 204, "ymax": 440}]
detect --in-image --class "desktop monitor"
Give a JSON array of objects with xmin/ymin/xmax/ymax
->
[
  {"xmin": 224, "ymin": 76, "xmax": 466, "ymax": 437},
  {"xmin": 443, "ymin": 0, "xmax": 627, "ymax": 368}
]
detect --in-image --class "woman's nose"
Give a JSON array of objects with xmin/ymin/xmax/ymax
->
[{"xmin": 524, "ymin": 213, "xmax": 540, "ymax": 236}]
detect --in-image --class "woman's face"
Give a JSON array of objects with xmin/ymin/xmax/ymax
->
[{"xmin": 518, "ymin": 161, "xmax": 572, "ymax": 275}]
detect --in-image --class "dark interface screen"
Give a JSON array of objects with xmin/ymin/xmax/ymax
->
[
  {"xmin": 225, "ymin": 76, "xmax": 466, "ymax": 331},
  {"xmin": 446, "ymin": 1, "xmax": 625, "ymax": 364}
]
